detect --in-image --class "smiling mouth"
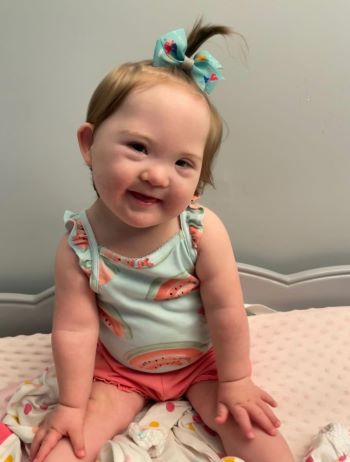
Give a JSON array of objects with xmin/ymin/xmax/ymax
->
[{"xmin": 129, "ymin": 191, "xmax": 161, "ymax": 204}]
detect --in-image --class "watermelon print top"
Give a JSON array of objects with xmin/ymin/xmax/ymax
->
[{"xmin": 64, "ymin": 204, "xmax": 211, "ymax": 373}]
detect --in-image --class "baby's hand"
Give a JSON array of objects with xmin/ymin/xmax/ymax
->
[
  {"xmin": 30, "ymin": 403, "xmax": 86, "ymax": 462},
  {"xmin": 215, "ymin": 377, "xmax": 280, "ymax": 439}
]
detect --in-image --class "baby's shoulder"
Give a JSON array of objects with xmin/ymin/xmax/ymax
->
[
  {"xmin": 184, "ymin": 202, "xmax": 223, "ymax": 229},
  {"xmin": 54, "ymin": 234, "xmax": 90, "ymax": 291},
  {"xmin": 55, "ymin": 234, "xmax": 81, "ymax": 269},
  {"xmin": 196, "ymin": 205, "xmax": 226, "ymax": 231},
  {"xmin": 195, "ymin": 206, "xmax": 231, "ymax": 251}
]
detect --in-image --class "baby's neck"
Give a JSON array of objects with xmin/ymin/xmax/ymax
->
[{"xmin": 86, "ymin": 200, "xmax": 180, "ymax": 258}]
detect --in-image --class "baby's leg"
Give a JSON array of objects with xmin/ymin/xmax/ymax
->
[
  {"xmin": 42, "ymin": 381, "xmax": 146, "ymax": 462},
  {"xmin": 187, "ymin": 381, "xmax": 294, "ymax": 462}
]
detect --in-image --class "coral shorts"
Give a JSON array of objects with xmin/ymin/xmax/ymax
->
[{"xmin": 93, "ymin": 342, "xmax": 218, "ymax": 401}]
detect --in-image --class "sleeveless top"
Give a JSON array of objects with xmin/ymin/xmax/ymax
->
[{"xmin": 64, "ymin": 204, "xmax": 211, "ymax": 373}]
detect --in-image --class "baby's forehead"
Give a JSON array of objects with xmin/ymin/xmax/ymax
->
[
  {"xmin": 119, "ymin": 84, "xmax": 209, "ymax": 123},
  {"xmin": 120, "ymin": 82, "xmax": 210, "ymax": 120}
]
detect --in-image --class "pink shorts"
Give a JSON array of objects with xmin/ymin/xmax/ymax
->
[{"xmin": 93, "ymin": 342, "xmax": 218, "ymax": 401}]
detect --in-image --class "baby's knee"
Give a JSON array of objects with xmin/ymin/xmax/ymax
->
[
  {"xmin": 206, "ymin": 418, "xmax": 295, "ymax": 462},
  {"xmin": 227, "ymin": 429, "xmax": 295, "ymax": 462}
]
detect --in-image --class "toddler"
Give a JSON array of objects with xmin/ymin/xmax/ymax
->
[{"xmin": 30, "ymin": 20, "xmax": 294, "ymax": 462}]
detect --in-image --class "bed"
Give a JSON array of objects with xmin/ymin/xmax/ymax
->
[{"xmin": 1, "ymin": 263, "xmax": 350, "ymax": 461}]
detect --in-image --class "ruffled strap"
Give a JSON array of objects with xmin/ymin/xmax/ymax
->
[
  {"xmin": 63, "ymin": 210, "xmax": 100, "ymax": 292},
  {"xmin": 180, "ymin": 203, "xmax": 205, "ymax": 262}
]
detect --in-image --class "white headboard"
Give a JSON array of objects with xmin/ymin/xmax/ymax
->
[
  {"xmin": 239, "ymin": 263, "xmax": 350, "ymax": 309},
  {"xmin": 1, "ymin": 264, "xmax": 349, "ymax": 337}
]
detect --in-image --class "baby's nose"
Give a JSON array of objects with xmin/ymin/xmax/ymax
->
[{"xmin": 140, "ymin": 164, "xmax": 170, "ymax": 188}]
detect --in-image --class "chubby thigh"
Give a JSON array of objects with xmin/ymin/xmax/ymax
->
[
  {"xmin": 38, "ymin": 381, "xmax": 146, "ymax": 462},
  {"xmin": 186, "ymin": 381, "xmax": 295, "ymax": 462}
]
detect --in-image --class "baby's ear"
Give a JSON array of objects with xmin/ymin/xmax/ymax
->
[{"xmin": 77, "ymin": 123, "xmax": 94, "ymax": 166}]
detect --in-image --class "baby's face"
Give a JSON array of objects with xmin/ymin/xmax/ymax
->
[{"xmin": 85, "ymin": 83, "xmax": 210, "ymax": 229}]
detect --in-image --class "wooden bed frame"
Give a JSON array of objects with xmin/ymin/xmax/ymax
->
[{"xmin": 0, "ymin": 263, "xmax": 349, "ymax": 337}]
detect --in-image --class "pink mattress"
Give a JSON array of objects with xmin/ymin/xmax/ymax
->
[{"xmin": 1, "ymin": 306, "xmax": 349, "ymax": 461}]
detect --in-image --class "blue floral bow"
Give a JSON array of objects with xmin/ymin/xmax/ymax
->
[{"xmin": 153, "ymin": 28, "xmax": 224, "ymax": 94}]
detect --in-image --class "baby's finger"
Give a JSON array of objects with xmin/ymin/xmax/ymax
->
[
  {"xmin": 259, "ymin": 402, "xmax": 281, "ymax": 428},
  {"xmin": 215, "ymin": 402, "xmax": 229, "ymax": 424},
  {"xmin": 249, "ymin": 405, "xmax": 278, "ymax": 436},
  {"xmin": 231, "ymin": 405, "xmax": 255, "ymax": 439},
  {"xmin": 261, "ymin": 390, "xmax": 278, "ymax": 407},
  {"xmin": 69, "ymin": 427, "xmax": 86, "ymax": 459},
  {"xmin": 30, "ymin": 427, "xmax": 46, "ymax": 460},
  {"xmin": 32, "ymin": 429, "xmax": 61, "ymax": 462}
]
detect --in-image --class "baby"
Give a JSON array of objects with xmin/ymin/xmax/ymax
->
[{"xmin": 31, "ymin": 20, "xmax": 294, "ymax": 462}]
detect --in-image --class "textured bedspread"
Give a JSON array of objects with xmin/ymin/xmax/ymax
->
[{"xmin": 1, "ymin": 306, "xmax": 350, "ymax": 461}]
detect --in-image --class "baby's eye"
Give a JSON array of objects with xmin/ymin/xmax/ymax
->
[
  {"xmin": 176, "ymin": 159, "xmax": 192, "ymax": 168},
  {"xmin": 129, "ymin": 142, "xmax": 147, "ymax": 154}
]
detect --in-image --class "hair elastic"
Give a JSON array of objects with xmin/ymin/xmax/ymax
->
[
  {"xmin": 181, "ymin": 55, "xmax": 195, "ymax": 72},
  {"xmin": 153, "ymin": 28, "xmax": 224, "ymax": 94}
]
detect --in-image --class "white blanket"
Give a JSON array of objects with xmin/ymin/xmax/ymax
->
[
  {"xmin": 1, "ymin": 366, "xmax": 241, "ymax": 462},
  {"xmin": 1, "ymin": 368, "xmax": 350, "ymax": 462}
]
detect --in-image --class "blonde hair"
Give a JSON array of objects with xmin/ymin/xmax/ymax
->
[{"xmin": 86, "ymin": 19, "xmax": 234, "ymax": 194}]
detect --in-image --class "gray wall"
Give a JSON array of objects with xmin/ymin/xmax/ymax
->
[{"xmin": 1, "ymin": 0, "xmax": 349, "ymax": 294}]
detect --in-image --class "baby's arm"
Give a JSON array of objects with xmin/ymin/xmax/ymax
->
[
  {"xmin": 31, "ymin": 235, "xmax": 99, "ymax": 462},
  {"xmin": 196, "ymin": 208, "xmax": 280, "ymax": 439}
]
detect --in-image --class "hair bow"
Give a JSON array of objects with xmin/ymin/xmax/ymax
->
[{"xmin": 153, "ymin": 28, "xmax": 224, "ymax": 94}]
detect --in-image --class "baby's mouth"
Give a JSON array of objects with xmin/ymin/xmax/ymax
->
[{"xmin": 129, "ymin": 191, "xmax": 161, "ymax": 204}]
